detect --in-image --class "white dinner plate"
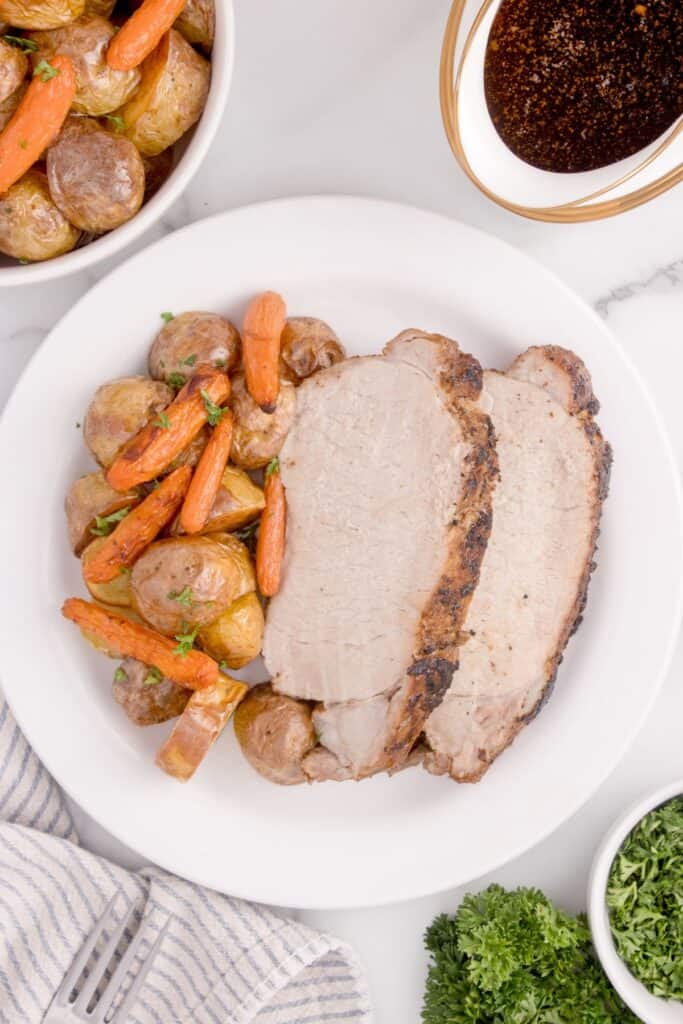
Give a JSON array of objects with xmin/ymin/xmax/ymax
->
[{"xmin": 1, "ymin": 197, "xmax": 681, "ymax": 909}]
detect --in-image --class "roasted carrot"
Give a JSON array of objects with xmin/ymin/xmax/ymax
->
[
  {"xmin": 256, "ymin": 461, "xmax": 286, "ymax": 597},
  {"xmin": 107, "ymin": 0, "xmax": 186, "ymax": 71},
  {"xmin": 106, "ymin": 365, "xmax": 230, "ymax": 491},
  {"xmin": 83, "ymin": 466, "xmax": 191, "ymax": 584},
  {"xmin": 62, "ymin": 598, "xmax": 219, "ymax": 689},
  {"xmin": 242, "ymin": 291, "xmax": 286, "ymax": 413},
  {"xmin": 0, "ymin": 55, "xmax": 75, "ymax": 195},
  {"xmin": 179, "ymin": 411, "xmax": 233, "ymax": 535},
  {"xmin": 156, "ymin": 674, "xmax": 247, "ymax": 781}
]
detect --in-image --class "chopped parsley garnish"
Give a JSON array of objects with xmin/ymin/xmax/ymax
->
[
  {"xmin": 18, "ymin": 139, "xmax": 27, "ymax": 149},
  {"xmin": 4, "ymin": 35, "xmax": 38, "ymax": 51},
  {"xmin": 219, "ymin": 661, "xmax": 231, "ymax": 674},
  {"xmin": 75, "ymin": 421, "xmax": 81, "ymax": 429},
  {"xmin": 119, "ymin": 565, "xmax": 131, "ymax": 576},
  {"xmin": 104, "ymin": 114, "xmax": 125, "ymax": 132},
  {"xmin": 607, "ymin": 797, "xmax": 683, "ymax": 999},
  {"xmin": 200, "ymin": 388, "xmax": 226, "ymax": 426},
  {"xmin": 265, "ymin": 457, "xmax": 280, "ymax": 478},
  {"xmin": 182, "ymin": 353, "xmax": 197, "ymax": 366},
  {"xmin": 214, "ymin": 359, "xmax": 226, "ymax": 369},
  {"xmin": 90, "ymin": 506, "xmax": 130, "ymax": 537},
  {"xmin": 144, "ymin": 666, "xmax": 163, "ymax": 686},
  {"xmin": 167, "ymin": 372, "xmax": 186, "ymax": 391},
  {"xmin": 154, "ymin": 412, "xmax": 170, "ymax": 430},
  {"xmin": 34, "ymin": 59, "xmax": 59, "ymax": 81},
  {"xmin": 173, "ymin": 623, "xmax": 199, "ymax": 657},
  {"xmin": 160, "ymin": 311, "xmax": 174, "ymax": 323},
  {"xmin": 167, "ymin": 586, "xmax": 193, "ymax": 607},
  {"xmin": 114, "ymin": 667, "xmax": 128, "ymax": 683}
]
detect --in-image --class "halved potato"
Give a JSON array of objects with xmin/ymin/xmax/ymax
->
[
  {"xmin": 0, "ymin": 0, "xmax": 85, "ymax": 30},
  {"xmin": 83, "ymin": 375, "xmax": 172, "ymax": 468},
  {"xmin": 0, "ymin": 37, "xmax": 27, "ymax": 105},
  {"xmin": 117, "ymin": 28, "xmax": 210, "ymax": 156},
  {"xmin": 0, "ymin": 80, "xmax": 25, "ymax": 131},
  {"xmin": 156, "ymin": 674, "xmax": 247, "ymax": 781},
  {"xmin": 198, "ymin": 592, "xmax": 264, "ymax": 668},
  {"xmin": 0, "ymin": 170, "xmax": 80, "ymax": 263},
  {"xmin": 174, "ymin": 0, "xmax": 214, "ymax": 52},
  {"xmin": 205, "ymin": 531, "xmax": 255, "ymax": 598},
  {"xmin": 170, "ymin": 466, "xmax": 264, "ymax": 535},
  {"xmin": 81, "ymin": 537, "xmax": 132, "ymax": 606},
  {"xmin": 279, "ymin": 317, "xmax": 346, "ymax": 383},
  {"xmin": 29, "ymin": 15, "xmax": 141, "ymax": 115},
  {"xmin": 65, "ymin": 470, "xmax": 141, "ymax": 554}
]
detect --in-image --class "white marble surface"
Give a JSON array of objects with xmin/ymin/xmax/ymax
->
[{"xmin": 2, "ymin": 1, "xmax": 683, "ymax": 1021}]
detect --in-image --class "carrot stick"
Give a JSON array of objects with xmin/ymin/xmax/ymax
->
[
  {"xmin": 107, "ymin": 0, "xmax": 186, "ymax": 71},
  {"xmin": 242, "ymin": 291, "xmax": 286, "ymax": 413},
  {"xmin": 83, "ymin": 466, "xmax": 191, "ymax": 583},
  {"xmin": 0, "ymin": 55, "xmax": 75, "ymax": 194},
  {"xmin": 62, "ymin": 598, "xmax": 219, "ymax": 689},
  {"xmin": 179, "ymin": 411, "xmax": 233, "ymax": 535},
  {"xmin": 106, "ymin": 366, "xmax": 230, "ymax": 491},
  {"xmin": 156, "ymin": 674, "xmax": 247, "ymax": 781},
  {"xmin": 256, "ymin": 461, "xmax": 286, "ymax": 597}
]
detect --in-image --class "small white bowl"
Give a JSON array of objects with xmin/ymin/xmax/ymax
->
[
  {"xmin": 588, "ymin": 779, "xmax": 683, "ymax": 1024},
  {"xmin": 0, "ymin": 2, "xmax": 234, "ymax": 287}
]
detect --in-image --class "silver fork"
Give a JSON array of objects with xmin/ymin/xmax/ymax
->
[{"xmin": 45, "ymin": 896, "xmax": 168, "ymax": 1023}]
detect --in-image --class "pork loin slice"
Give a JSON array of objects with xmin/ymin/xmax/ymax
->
[
  {"xmin": 261, "ymin": 330, "xmax": 497, "ymax": 781},
  {"xmin": 423, "ymin": 345, "xmax": 611, "ymax": 782}
]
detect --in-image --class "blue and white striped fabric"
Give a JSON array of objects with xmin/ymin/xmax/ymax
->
[{"xmin": 0, "ymin": 698, "xmax": 373, "ymax": 1023}]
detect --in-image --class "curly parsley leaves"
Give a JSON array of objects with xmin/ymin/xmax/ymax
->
[
  {"xmin": 200, "ymin": 388, "xmax": 227, "ymax": 426},
  {"xmin": 173, "ymin": 623, "xmax": 199, "ymax": 657}
]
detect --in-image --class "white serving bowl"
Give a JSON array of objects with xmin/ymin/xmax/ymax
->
[
  {"xmin": 0, "ymin": 2, "xmax": 234, "ymax": 287},
  {"xmin": 588, "ymin": 779, "xmax": 683, "ymax": 1024}
]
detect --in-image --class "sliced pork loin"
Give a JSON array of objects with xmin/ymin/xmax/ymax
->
[
  {"xmin": 255, "ymin": 330, "xmax": 498, "ymax": 783},
  {"xmin": 423, "ymin": 345, "xmax": 611, "ymax": 782}
]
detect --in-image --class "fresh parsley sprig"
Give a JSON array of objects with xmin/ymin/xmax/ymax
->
[
  {"xmin": 201, "ymin": 388, "xmax": 227, "ymax": 426},
  {"xmin": 90, "ymin": 507, "xmax": 130, "ymax": 537},
  {"xmin": 173, "ymin": 623, "xmax": 199, "ymax": 657},
  {"xmin": 167, "ymin": 586, "xmax": 193, "ymax": 607},
  {"xmin": 34, "ymin": 58, "xmax": 59, "ymax": 81}
]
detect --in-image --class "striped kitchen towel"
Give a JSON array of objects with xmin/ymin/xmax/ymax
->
[{"xmin": 0, "ymin": 698, "xmax": 373, "ymax": 1023}]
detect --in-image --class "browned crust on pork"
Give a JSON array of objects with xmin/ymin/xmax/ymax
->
[{"xmin": 427, "ymin": 345, "xmax": 611, "ymax": 783}]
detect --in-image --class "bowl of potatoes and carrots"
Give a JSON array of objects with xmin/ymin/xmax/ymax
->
[
  {"xmin": 0, "ymin": 0, "xmax": 232, "ymax": 284},
  {"xmin": 62, "ymin": 294, "xmax": 346, "ymax": 782}
]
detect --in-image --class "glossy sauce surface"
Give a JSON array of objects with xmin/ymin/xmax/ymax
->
[{"xmin": 484, "ymin": 0, "xmax": 683, "ymax": 173}]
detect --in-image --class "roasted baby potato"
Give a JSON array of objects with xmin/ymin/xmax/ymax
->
[
  {"xmin": 205, "ymin": 531, "xmax": 255, "ymax": 597},
  {"xmin": 0, "ymin": 0, "xmax": 85, "ymax": 30},
  {"xmin": 166, "ymin": 424, "xmax": 209, "ymax": 473},
  {"xmin": 81, "ymin": 536, "xmax": 132, "ymax": 606},
  {"xmin": 84, "ymin": 375, "xmax": 173, "ymax": 468},
  {"xmin": 171, "ymin": 466, "xmax": 264, "ymax": 534},
  {"xmin": 113, "ymin": 657, "xmax": 189, "ymax": 726},
  {"xmin": 47, "ymin": 117, "xmax": 145, "ymax": 233},
  {"xmin": 148, "ymin": 311, "xmax": 240, "ymax": 383},
  {"xmin": 130, "ymin": 536, "xmax": 245, "ymax": 636},
  {"xmin": 199, "ymin": 592, "xmax": 264, "ymax": 668},
  {"xmin": 234, "ymin": 684, "xmax": 317, "ymax": 786},
  {"xmin": 29, "ymin": 15, "xmax": 140, "ymax": 115},
  {"xmin": 156, "ymin": 674, "xmax": 247, "ymax": 781},
  {"xmin": 0, "ymin": 37, "xmax": 27, "ymax": 104},
  {"xmin": 0, "ymin": 79, "xmax": 25, "ymax": 131},
  {"xmin": 230, "ymin": 373, "xmax": 296, "ymax": 469},
  {"xmin": 280, "ymin": 317, "xmax": 346, "ymax": 383},
  {"xmin": 142, "ymin": 148, "xmax": 174, "ymax": 201},
  {"xmin": 65, "ymin": 470, "xmax": 141, "ymax": 554},
  {"xmin": 118, "ymin": 28, "xmax": 210, "ymax": 156},
  {"xmin": 84, "ymin": 0, "xmax": 114, "ymax": 14},
  {"xmin": 0, "ymin": 169, "xmax": 80, "ymax": 263},
  {"xmin": 174, "ymin": 0, "xmax": 214, "ymax": 52}
]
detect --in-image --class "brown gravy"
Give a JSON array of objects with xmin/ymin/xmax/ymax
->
[{"xmin": 484, "ymin": 0, "xmax": 683, "ymax": 173}]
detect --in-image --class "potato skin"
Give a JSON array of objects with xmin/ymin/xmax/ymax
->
[
  {"xmin": 113, "ymin": 657, "xmax": 189, "ymax": 726},
  {"xmin": 29, "ymin": 15, "xmax": 140, "ymax": 115},
  {"xmin": 47, "ymin": 117, "xmax": 145, "ymax": 233},
  {"xmin": 174, "ymin": 0, "xmax": 214, "ymax": 51},
  {"xmin": 170, "ymin": 466, "xmax": 264, "ymax": 535},
  {"xmin": 203, "ymin": 531, "xmax": 255, "ymax": 598},
  {"xmin": 0, "ymin": 0, "xmax": 85, "ymax": 30},
  {"xmin": 0, "ymin": 169, "xmax": 80, "ymax": 262},
  {"xmin": 230, "ymin": 373, "xmax": 296, "ymax": 469},
  {"xmin": 234, "ymin": 684, "xmax": 316, "ymax": 785},
  {"xmin": 118, "ymin": 29, "xmax": 210, "ymax": 156},
  {"xmin": 0, "ymin": 79, "xmax": 25, "ymax": 131},
  {"xmin": 0, "ymin": 37, "xmax": 27, "ymax": 105},
  {"xmin": 84, "ymin": 375, "xmax": 173, "ymax": 468},
  {"xmin": 81, "ymin": 536, "xmax": 132, "ymax": 606},
  {"xmin": 199, "ymin": 592, "xmax": 264, "ymax": 668},
  {"xmin": 149, "ymin": 311, "xmax": 240, "ymax": 383},
  {"xmin": 280, "ymin": 317, "xmax": 346, "ymax": 384},
  {"xmin": 65, "ymin": 470, "xmax": 141, "ymax": 554},
  {"xmin": 130, "ymin": 536, "xmax": 245, "ymax": 636},
  {"xmin": 84, "ymin": 0, "xmax": 114, "ymax": 14}
]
